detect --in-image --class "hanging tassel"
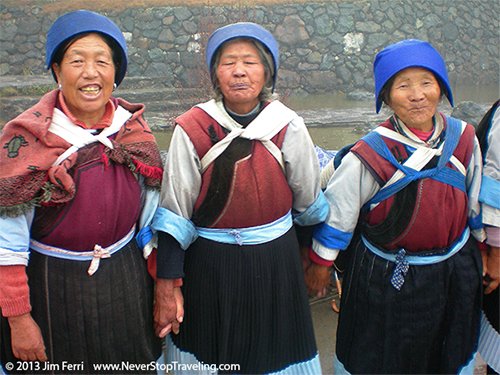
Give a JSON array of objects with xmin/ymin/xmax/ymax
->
[
  {"xmin": 101, "ymin": 152, "xmax": 110, "ymax": 168},
  {"xmin": 132, "ymin": 159, "xmax": 163, "ymax": 180}
]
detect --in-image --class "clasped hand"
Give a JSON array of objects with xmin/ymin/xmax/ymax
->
[
  {"xmin": 481, "ymin": 246, "xmax": 500, "ymax": 295},
  {"xmin": 301, "ymin": 246, "xmax": 331, "ymax": 298},
  {"xmin": 154, "ymin": 278, "xmax": 184, "ymax": 337}
]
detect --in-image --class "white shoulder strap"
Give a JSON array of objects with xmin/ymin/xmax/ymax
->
[
  {"xmin": 374, "ymin": 125, "xmax": 466, "ymax": 176},
  {"xmin": 49, "ymin": 106, "xmax": 132, "ymax": 166},
  {"xmin": 198, "ymin": 100, "xmax": 298, "ymax": 172}
]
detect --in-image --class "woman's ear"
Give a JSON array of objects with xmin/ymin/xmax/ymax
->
[{"xmin": 52, "ymin": 63, "xmax": 61, "ymax": 83}]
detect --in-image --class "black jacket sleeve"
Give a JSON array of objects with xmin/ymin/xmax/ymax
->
[{"xmin": 156, "ymin": 231, "xmax": 185, "ymax": 279}]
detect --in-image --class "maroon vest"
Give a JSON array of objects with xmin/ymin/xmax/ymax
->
[
  {"xmin": 176, "ymin": 106, "xmax": 292, "ymax": 228},
  {"xmin": 351, "ymin": 117, "xmax": 475, "ymax": 252},
  {"xmin": 31, "ymin": 142, "xmax": 141, "ymax": 251}
]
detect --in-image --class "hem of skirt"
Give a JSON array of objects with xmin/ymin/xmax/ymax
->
[
  {"xmin": 333, "ymin": 354, "xmax": 350, "ymax": 375},
  {"xmin": 268, "ymin": 353, "xmax": 321, "ymax": 375},
  {"xmin": 477, "ymin": 310, "xmax": 500, "ymax": 373},
  {"xmin": 458, "ymin": 352, "xmax": 478, "ymax": 375},
  {"xmin": 335, "ymin": 351, "xmax": 484, "ymax": 375},
  {"xmin": 166, "ymin": 335, "xmax": 322, "ymax": 374}
]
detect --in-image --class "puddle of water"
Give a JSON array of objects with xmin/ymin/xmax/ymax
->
[
  {"xmin": 154, "ymin": 131, "xmax": 173, "ymax": 151},
  {"xmin": 152, "ymin": 82, "xmax": 499, "ymax": 151},
  {"xmin": 451, "ymin": 83, "xmax": 499, "ymax": 104},
  {"xmin": 308, "ymin": 126, "xmax": 365, "ymax": 150},
  {"xmin": 154, "ymin": 126, "xmax": 363, "ymax": 151},
  {"xmin": 286, "ymin": 92, "xmax": 370, "ymax": 111},
  {"xmin": 285, "ymin": 83, "xmax": 499, "ymax": 111}
]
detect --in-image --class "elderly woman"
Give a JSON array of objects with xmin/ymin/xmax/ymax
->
[
  {"xmin": 307, "ymin": 39, "xmax": 485, "ymax": 374},
  {"xmin": 0, "ymin": 10, "xmax": 162, "ymax": 370},
  {"xmin": 476, "ymin": 99, "xmax": 500, "ymax": 373},
  {"xmin": 152, "ymin": 22, "xmax": 328, "ymax": 374}
]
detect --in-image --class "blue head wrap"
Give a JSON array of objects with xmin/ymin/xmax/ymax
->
[
  {"xmin": 373, "ymin": 39, "xmax": 453, "ymax": 113},
  {"xmin": 205, "ymin": 22, "xmax": 279, "ymax": 91},
  {"xmin": 46, "ymin": 10, "xmax": 128, "ymax": 86}
]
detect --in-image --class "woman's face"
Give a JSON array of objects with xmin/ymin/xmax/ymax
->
[
  {"xmin": 52, "ymin": 33, "xmax": 115, "ymax": 126},
  {"xmin": 388, "ymin": 67, "xmax": 441, "ymax": 131},
  {"xmin": 215, "ymin": 39, "xmax": 266, "ymax": 114}
]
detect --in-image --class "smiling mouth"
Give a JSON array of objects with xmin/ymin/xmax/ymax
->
[{"xmin": 80, "ymin": 86, "xmax": 101, "ymax": 95}]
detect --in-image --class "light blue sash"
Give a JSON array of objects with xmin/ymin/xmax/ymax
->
[
  {"xmin": 197, "ymin": 211, "xmax": 293, "ymax": 246},
  {"xmin": 362, "ymin": 226, "xmax": 469, "ymax": 266}
]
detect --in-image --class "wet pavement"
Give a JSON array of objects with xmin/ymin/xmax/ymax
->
[{"xmin": 310, "ymin": 293, "xmax": 339, "ymax": 374}]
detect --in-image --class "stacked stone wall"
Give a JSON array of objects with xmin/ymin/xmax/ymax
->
[{"xmin": 1, "ymin": 0, "xmax": 498, "ymax": 95}]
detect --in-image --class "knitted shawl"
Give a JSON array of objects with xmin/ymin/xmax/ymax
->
[{"xmin": 0, "ymin": 90, "xmax": 163, "ymax": 217}]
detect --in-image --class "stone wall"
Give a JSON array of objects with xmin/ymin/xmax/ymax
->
[{"xmin": 1, "ymin": 0, "xmax": 498, "ymax": 95}]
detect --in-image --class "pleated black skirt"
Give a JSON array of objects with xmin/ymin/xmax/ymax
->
[
  {"xmin": 1, "ymin": 240, "xmax": 161, "ymax": 374},
  {"xmin": 171, "ymin": 228, "xmax": 318, "ymax": 374},
  {"xmin": 336, "ymin": 236, "xmax": 483, "ymax": 374}
]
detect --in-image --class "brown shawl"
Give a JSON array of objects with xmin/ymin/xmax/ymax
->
[{"xmin": 0, "ymin": 90, "xmax": 163, "ymax": 217}]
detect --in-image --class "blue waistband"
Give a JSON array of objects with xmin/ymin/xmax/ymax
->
[
  {"xmin": 196, "ymin": 211, "xmax": 293, "ymax": 245},
  {"xmin": 30, "ymin": 225, "xmax": 135, "ymax": 261},
  {"xmin": 362, "ymin": 226, "xmax": 470, "ymax": 265}
]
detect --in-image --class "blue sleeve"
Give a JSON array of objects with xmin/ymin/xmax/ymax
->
[
  {"xmin": 293, "ymin": 190, "xmax": 329, "ymax": 226},
  {"xmin": 313, "ymin": 222, "xmax": 353, "ymax": 251},
  {"xmin": 0, "ymin": 210, "xmax": 34, "ymax": 266},
  {"xmin": 151, "ymin": 207, "xmax": 198, "ymax": 250},
  {"xmin": 479, "ymin": 175, "xmax": 500, "ymax": 209}
]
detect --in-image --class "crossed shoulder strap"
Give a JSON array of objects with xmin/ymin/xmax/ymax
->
[
  {"xmin": 363, "ymin": 116, "xmax": 467, "ymax": 209},
  {"xmin": 48, "ymin": 106, "xmax": 132, "ymax": 166},
  {"xmin": 196, "ymin": 99, "xmax": 298, "ymax": 173}
]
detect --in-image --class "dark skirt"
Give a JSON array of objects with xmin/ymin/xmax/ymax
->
[
  {"xmin": 1, "ymin": 240, "xmax": 161, "ymax": 374},
  {"xmin": 336, "ymin": 236, "xmax": 483, "ymax": 374},
  {"xmin": 171, "ymin": 228, "xmax": 318, "ymax": 374},
  {"xmin": 482, "ymin": 287, "xmax": 499, "ymax": 374},
  {"xmin": 483, "ymin": 288, "xmax": 499, "ymax": 331}
]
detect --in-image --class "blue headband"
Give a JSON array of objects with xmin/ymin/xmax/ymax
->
[
  {"xmin": 373, "ymin": 39, "xmax": 453, "ymax": 113},
  {"xmin": 46, "ymin": 10, "xmax": 128, "ymax": 86},
  {"xmin": 206, "ymin": 22, "xmax": 279, "ymax": 91}
]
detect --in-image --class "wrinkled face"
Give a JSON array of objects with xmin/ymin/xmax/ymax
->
[
  {"xmin": 52, "ymin": 33, "xmax": 115, "ymax": 126},
  {"xmin": 388, "ymin": 67, "xmax": 441, "ymax": 131},
  {"xmin": 216, "ymin": 39, "xmax": 266, "ymax": 114}
]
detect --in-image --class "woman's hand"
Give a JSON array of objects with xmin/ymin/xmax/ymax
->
[
  {"xmin": 483, "ymin": 246, "xmax": 500, "ymax": 294},
  {"xmin": 8, "ymin": 313, "xmax": 47, "ymax": 361},
  {"xmin": 154, "ymin": 279, "xmax": 184, "ymax": 337},
  {"xmin": 304, "ymin": 263, "xmax": 331, "ymax": 298},
  {"xmin": 170, "ymin": 287, "xmax": 184, "ymax": 335}
]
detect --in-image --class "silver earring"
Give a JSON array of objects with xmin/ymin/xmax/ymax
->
[
  {"xmin": 113, "ymin": 83, "xmax": 117, "ymax": 91},
  {"xmin": 58, "ymin": 83, "xmax": 62, "ymax": 90}
]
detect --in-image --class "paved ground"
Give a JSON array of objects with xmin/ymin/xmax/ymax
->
[{"xmin": 311, "ymin": 296, "xmax": 338, "ymax": 374}]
